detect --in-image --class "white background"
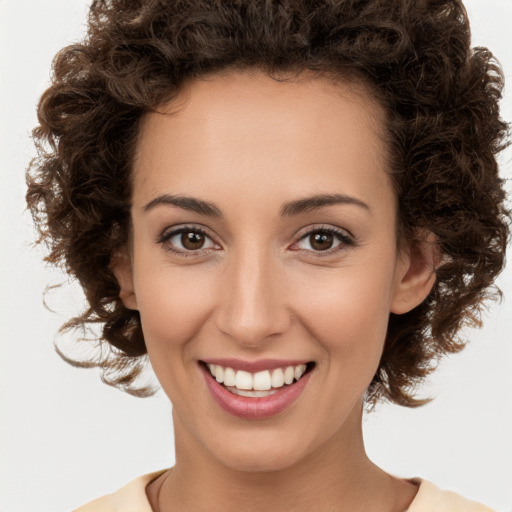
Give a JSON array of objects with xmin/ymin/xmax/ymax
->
[{"xmin": 0, "ymin": 1, "xmax": 511, "ymax": 511}]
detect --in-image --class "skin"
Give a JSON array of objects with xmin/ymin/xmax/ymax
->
[{"xmin": 113, "ymin": 69, "xmax": 437, "ymax": 511}]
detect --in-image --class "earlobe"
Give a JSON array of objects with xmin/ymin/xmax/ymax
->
[
  {"xmin": 390, "ymin": 231, "xmax": 440, "ymax": 315},
  {"xmin": 110, "ymin": 248, "xmax": 138, "ymax": 310}
]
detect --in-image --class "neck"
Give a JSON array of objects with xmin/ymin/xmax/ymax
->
[{"xmin": 150, "ymin": 402, "xmax": 418, "ymax": 512}]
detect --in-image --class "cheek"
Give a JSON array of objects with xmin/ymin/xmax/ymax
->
[
  {"xmin": 134, "ymin": 264, "xmax": 217, "ymax": 355},
  {"xmin": 289, "ymin": 258, "xmax": 396, "ymax": 366},
  {"xmin": 134, "ymin": 265, "xmax": 221, "ymax": 406}
]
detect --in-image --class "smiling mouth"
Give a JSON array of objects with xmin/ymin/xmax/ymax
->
[{"xmin": 201, "ymin": 361, "xmax": 315, "ymax": 398}]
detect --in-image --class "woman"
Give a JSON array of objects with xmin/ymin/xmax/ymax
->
[{"xmin": 24, "ymin": 0, "xmax": 509, "ymax": 510}]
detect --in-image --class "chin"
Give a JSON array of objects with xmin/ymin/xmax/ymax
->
[
  {"xmin": 217, "ymin": 447, "xmax": 303, "ymax": 473},
  {"xmin": 206, "ymin": 427, "xmax": 315, "ymax": 473}
]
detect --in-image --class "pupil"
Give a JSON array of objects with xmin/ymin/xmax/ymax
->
[
  {"xmin": 311, "ymin": 232, "xmax": 333, "ymax": 251},
  {"xmin": 182, "ymin": 231, "xmax": 204, "ymax": 250}
]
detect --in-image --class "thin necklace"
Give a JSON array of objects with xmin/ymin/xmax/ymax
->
[{"xmin": 155, "ymin": 470, "xmax": 171, "ymax": 512}]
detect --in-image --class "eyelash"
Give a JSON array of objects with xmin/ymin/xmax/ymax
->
[
  {"xmin": 292, "ymin": 226, "xmax": 355, "ymax": 257},
  {"xmin": 157, "ymin": 224, "xmax": 355, "ymax": 258},
  {"xmin": 158, "ymin": 225, "xmax": 217, "ymax": 258}
]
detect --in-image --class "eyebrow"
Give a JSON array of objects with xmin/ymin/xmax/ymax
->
[
  {"xmin": 142, "ymin": 193, "xmax": 371, "ymax": 217},
  {"xmin": 280, "ymin": 193, "xmax": 371, "ymax": 217},
  {"xmin": 143, "ymin": 194, "xmax": 222, "ymax": 216}
]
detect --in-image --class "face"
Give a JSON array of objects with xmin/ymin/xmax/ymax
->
[{"xmin": 116, "ymin": 70, "xmax": 433, "ymax": 473}]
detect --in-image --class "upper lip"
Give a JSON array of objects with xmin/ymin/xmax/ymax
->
[{"xmin": 200, "ymin": 358, "xmax": 312, "ymax": 373}]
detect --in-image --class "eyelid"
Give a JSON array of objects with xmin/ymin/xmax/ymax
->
[
  {"xmin": 157, "ymin": 223, "xmax": 356, "ymax": 258},
  {"xmin": 290, "ymin": 224, "xmax": 356, "ymax": 256},
  {"xmin": 158, "ymin": 224, "xmax": 221, "ymax": 256}
]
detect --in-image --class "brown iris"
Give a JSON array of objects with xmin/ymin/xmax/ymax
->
[
  {"xmin": 309, "ymin": 231, "xmax": 334, "ymax": 251},
  {"xmin": 181, "ymin": 231, "xmax": 206, "ymax": 250}
]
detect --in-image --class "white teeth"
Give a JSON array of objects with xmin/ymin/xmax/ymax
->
[
  {"xmin": 253, "ymin": 370, "xmax": 272, "ymax": 391},
  {"xmin": 228, "ymin": 387, "xmax": 280, "ymax": 397},
  {"xmin": 223, "ymin": 367, "xmax": 236, "ymax": 387},
  {"xmin": 215, "ymin": 365, "xmax": 224, "ymax": 383},
  {"xmin": 294, "ymin": 364, "xmax": 307, "ymax": 380},
  {"xmin": 206, "ymin": 363, "xmax": 310, "ymax": 392},
  {"xmin": 284, "ymin": 366, "xmax": 295, "ymax": 385},
  {"xmin": 271, "ymin": 368, "xmax": 285, "ymax": 388},
  {"xmin": 235, "ymin": 370, "xmax": 253, "ymax": 390}
]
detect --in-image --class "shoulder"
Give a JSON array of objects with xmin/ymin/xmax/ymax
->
[
  {"xmin": 408, "ymin": 480, "xmax": 496, "ymax": 512},
  {"xmin": 73, "ymin": 473, "xmax": 495, "ymax": 512},
  {"xmin": 73, "ymin": 470, "xmax": 167, "ymax": 512}
]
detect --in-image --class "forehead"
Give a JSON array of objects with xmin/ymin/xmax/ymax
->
[{"xmin": 132, "ymin": 69, "xmax": 392, "ymax": 210}]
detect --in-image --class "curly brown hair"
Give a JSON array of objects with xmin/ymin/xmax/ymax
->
[{"xmin": 26, "ymin": 0, "xmax": 510, "ymax": 406}]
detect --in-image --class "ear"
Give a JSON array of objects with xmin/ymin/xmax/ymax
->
[
  {"xmin": 110, "ymin": 248, "xmax": 138, "ymax": 310},
  {"xmin": 390, "ymin": 231, "xmax": 440, "ymax": 315}
]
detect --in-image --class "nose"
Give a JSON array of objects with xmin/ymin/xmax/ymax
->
[{"xmin": 214, "ymin": 244, "xmax": 290, "ymax": 348}]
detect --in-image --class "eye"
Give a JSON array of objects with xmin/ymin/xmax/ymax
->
[
  {"xmin": 293, "ymin": 227, "xmax": 354, "ymax": 255},
  {"xmin": 158, "ymin": 226, "xmax": 219, "ymax": 255}
]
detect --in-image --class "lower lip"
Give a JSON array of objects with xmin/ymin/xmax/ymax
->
[{"xmin": 201, "ymin": 364, "xmax": 312, "ymax": 420}]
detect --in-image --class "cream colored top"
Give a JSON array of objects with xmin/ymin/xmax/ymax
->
[{"xmin": 73, "ymin": 470, "xmax": 496, "ymax": 512}]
